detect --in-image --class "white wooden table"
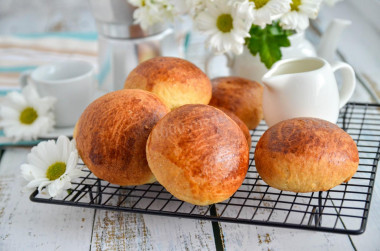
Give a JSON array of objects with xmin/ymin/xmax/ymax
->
[{"xmin": 0, "ymin": 0, "xmax": 380, "ymax": 250}]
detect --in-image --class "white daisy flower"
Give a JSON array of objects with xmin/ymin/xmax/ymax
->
[
  {"xmin": 20, "ymin": 136, "xmax": 85, "ymax": 198},
  {"xmin": 247, "ymin": 0, "xmax": 291, "ymax": 28},
  {"xmin": 0, "ymin": 84, "xmax": 56, "ymax": 142},
  {"xmin": 280, "ymin": 0, "xmax": 323, "ymax": 32},
  {"xmin": 195, "ymin": 0, "xmax": 253, "ymax": 55},
  {"xmin": 184, "ymin": 0, "xmax": 207, "ymax": 17},
  {"xmin": 128, "ymin": 0, "xmax": 175, "ymax": 30}
]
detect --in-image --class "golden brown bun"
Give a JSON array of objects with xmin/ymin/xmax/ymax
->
[
  {"xmin": 124, "ymin": 57, "xmax": 212, "ymax": 110},
  {"xmin": 255, "ymin": 118, "xmax": 359, "ymax": 193},
  {"xmin": 76, "ymin": 89, "xmax": 170, "ymax": 186},
  {"xmin": 217, "ymin": 107, "xmax": 252, "ymax": 148},
  {"xmin": 146, "ymin": 104, "xmax": 249, "ymax": 205},
  {"xmin": 209, "ymin": 76, "xmax": 263, "ymax": 130}
]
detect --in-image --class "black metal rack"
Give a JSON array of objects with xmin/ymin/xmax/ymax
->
[{"xmin": 30, "ymin": 103, "xmax": 380, "ymax": 234}]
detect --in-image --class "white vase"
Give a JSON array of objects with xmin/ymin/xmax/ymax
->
[{"xmin": 206, "ymin": 32, "xmax": 317, "ymax": 82}]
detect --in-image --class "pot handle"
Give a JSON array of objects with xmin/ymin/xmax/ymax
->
[
  {"xmin": 332, "ymin": 61, "xmax": 356, "ymax": 109},
  {"xmin": 205, "ymin": 52, "xmax": 234, "ymax": 77}
]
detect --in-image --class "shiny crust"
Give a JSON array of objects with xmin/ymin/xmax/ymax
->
[
  {"xmin": 146, "ymin": 104, "xmax": 249, "ymax": 205},
  {"xmin": 124, "ymin": 57, "xmax": 212, "ymax": 109},
  {"xmin": 217, "ymin": 107, "xmax": 252, "ymax": 148},
  {"xmin": 255, "ymin": 118, "xmax": 359, "ymax": 193},
  {"xmin": 209, "ymin": 76, "xmax": 263, "ymax": 130},
  {"xmin": 76, "ymin": 89, "xmax": 170, "ymax": 186}
]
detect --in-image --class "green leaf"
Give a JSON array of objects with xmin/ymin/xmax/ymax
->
[
  {"xmin": 245, "ymin": 22, "xmax": 294, "ymax": 69},
  {"xmin": 275, "ymin": 34, "xmax": 291, "ymax": 47}
]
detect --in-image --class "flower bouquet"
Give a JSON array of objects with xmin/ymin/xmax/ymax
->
[{"xmin": 128, "ymin": 0, "xmax": 343, "ymax": 68}]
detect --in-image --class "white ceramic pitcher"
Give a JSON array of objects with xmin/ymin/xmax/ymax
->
[{"xmin": 261, "ymin": 57, "xmax": 356, "ymax": 127}]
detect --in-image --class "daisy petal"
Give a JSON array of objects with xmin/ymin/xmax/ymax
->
[
  {"xmin": 47, "ymin": 175, "xmax": 71, "ymax": 197},
  {"xmin": 27, "ymin": 178, "xmax": 50, "ymax": 189},
  {"xmin": 23, "ymin": 83, "xmax": 40, "ymax": 102},
  {"xmin": 65, "ymin": 150, "xmax": 79, "ymax": 172},
  {"xmin": 21, "ymin": 163, "xmax": 45, "ymax": 180},
  {"xmin": 4, "ymin": 91, "xmax": 27, "ymax": 110},
  {"xmin": 0, "ymin": 106, "xmax": 20, "ymax": 120}
]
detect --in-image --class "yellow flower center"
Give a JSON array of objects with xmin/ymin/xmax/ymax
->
[
  {"xmin": 142, "ymin": 0, "xmax": 145, "ymax": 7},
  {"xmin": 46, "ymin": 162, "xmax": 66, "ymax": 181},
  {"xmin": 291, "ymin": 0, "xmax": 302, "ymax": 11},
  {"xmin": 19, "ymin": 107, "xmax": 38, "ymax": 125},
  {"xmin": 250, "ymin": 0, "xmax": 270, "ymax": 9},
  {"xmin": 216, "ymin": 14, "xmax": 233, "ymax": 33}
]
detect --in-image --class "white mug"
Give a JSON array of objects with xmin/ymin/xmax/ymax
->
[
  {"xmin": 20, "ymin": 61, "xmax": 96, "ymax": 128},
  {"xmin": 261, "ymin": 57, "xmax": 356, "ymax": 127}
]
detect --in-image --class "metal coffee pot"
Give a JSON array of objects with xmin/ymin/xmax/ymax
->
[{"xmin": 89, "ymin": 0, "xmax": 181, "ymax": 91}]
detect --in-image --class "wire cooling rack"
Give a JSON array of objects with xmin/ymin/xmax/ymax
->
[{"xmin": 30, "ymin": 102, "xmax": 380, "ymax": 234}]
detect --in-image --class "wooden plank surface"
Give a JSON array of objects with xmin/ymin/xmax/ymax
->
[
  {"xmin": 0, "ymin": 148, "xmax": 94, "ymax": 250},
  {"xmin": 91, "ymin": 204, "xmax": 215, "ymax": 250},
  {"xmin": 92, "ymin": 212, "xmax": 215, "ymax": 250},
  {"xmin": 221, "ymin": 224, "xmax": 355, "ymax": 251},
  {"xmin": 1, "ymin": 0, "xmax": 380, "ymax": 250}
]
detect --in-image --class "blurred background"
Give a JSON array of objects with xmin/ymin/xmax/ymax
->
[{"xmin": 0, "ymin": 0, "xmax": 379, "ymax": 101}]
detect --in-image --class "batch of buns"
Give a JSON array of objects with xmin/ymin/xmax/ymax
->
[{"xmin": 74, "ymin": 57, "xmax": 359, "ymax": 206}]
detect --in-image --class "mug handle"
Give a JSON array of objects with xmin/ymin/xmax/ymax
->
[
  {"xmin": 19, "ymin": 70, "xmax": 33, "ymax": 88},
  {"xmin": 205, "ymin": 52, "xmax": 234, "ymax": 77},
  {"xmin": 332, "ymin": 61, "xmax": 356, "ymax": 109}
]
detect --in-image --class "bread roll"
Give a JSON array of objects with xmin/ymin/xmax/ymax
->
[
  {"xmin": 146, "ymin": 104, "xmax": 249, "ymax": 205},
  {"xmin": 209, "ymin": 76, "xmax": 263, "ymax": 130},
  {"xmin": 217, "ymin": 107, "xmax": 252, "ymax": 148},
  {"xmin": 255, "ymin": 118, "xmax": 359, "ymax": 193},
  {"xmin": 75, "ymin": 89, "xmax": 170, "ymax": 186},
  {"xmin": 124, "ymin": 57, "xmax": 212, "ymax": 109}
]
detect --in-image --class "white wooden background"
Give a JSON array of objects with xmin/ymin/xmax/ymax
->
[{"xmin": 0, "ymin": 0, "xmax": 380, "ymax": 250}]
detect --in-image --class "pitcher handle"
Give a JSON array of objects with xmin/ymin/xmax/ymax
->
[
  {"xmin": 332, "ymin": 61, "xmax": 356, "ymax": 109},
  {"xmin": 205, "ymin": 52, "xmax": 234, "ymax": 77}
]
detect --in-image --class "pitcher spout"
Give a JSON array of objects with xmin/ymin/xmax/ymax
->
[{"xmin": 261, "ymin": 64, "xmax": 288, "ymax": 91}]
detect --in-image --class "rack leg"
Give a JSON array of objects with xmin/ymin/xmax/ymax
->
[
  {"xmin": 97, "ymin": 178, "xmax": 102, "ymax": 204},
  {"xmin": 314, "ymin": 191, "xmax": 323, "ymax": 227},
  {"xmin": 88, "ymin": 185, "xmax": 94, "ymax": 202},
  {"xmin": 342, "ymin": 105, "xmax": 349, "ymax": 131}
]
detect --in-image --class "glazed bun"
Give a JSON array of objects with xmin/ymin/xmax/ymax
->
[
  {"xmin": 75, "ymin": 89, "xmax": 170, "ymax": 186},
  {"xmin": 209, "ymin": 76, "xmax": 263, "ymax": 130},
  {"xmin": 217, "ymin": 107, "xmax": 252, "ymax": 148},
  {"xmin": 124, "ymin": 57, "xmax": 212, "ymax": 110},
  {"xmin": 255, "ymin": 118, "xmax": 359, "ymax": 193},
  {"xmin": 146, "ymin": 104, "xmax": 249, "ymax": 205}
]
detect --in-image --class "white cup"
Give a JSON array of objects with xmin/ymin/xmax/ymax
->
[{"xmin": 20, "ymin": 61, "xmax": 96, "ymax": 128}]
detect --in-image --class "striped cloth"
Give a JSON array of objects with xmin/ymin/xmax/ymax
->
[{"xmin": 0, "ymin": 33, "xmax": 98, "ymax": 94}]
